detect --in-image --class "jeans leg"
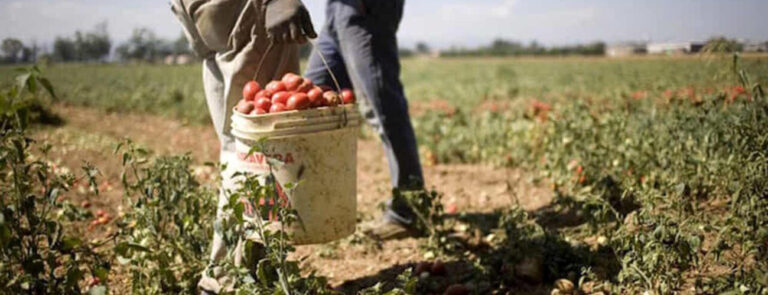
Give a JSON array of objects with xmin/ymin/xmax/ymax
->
[
  {"xmin": 328, "ymin": 0, "xmax": 423, "ymax": 223},
  {"xmin": 303, "ymin": 27, "xmax": 352, "ymax": 89}
]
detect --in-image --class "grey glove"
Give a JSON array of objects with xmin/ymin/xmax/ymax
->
[{"xmin": 264, "ymin": 0, "xmax": 317, "ymax": 43}]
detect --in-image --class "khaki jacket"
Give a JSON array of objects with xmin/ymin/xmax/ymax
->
[{"xmin": 170, "ymin": 0, "xmax": 299, "ymax": 152}]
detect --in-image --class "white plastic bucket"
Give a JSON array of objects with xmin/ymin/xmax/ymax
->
[{"xmin": 228, "ymin": 105, "xmax": 360, "ymax": 245}]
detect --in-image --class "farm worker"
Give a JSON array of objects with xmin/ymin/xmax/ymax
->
[
  {"xmin": 170, "ymin": 0, "xmax": 316, "ymax": 293},
  {"xmin": 303, "ymin": 0, "xmax": 424, "ymax": 239}
]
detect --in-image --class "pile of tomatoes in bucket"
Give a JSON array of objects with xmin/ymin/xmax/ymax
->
[{"xmin": 236, "ymin": 73, "xmax": 355, "ymax": 115}]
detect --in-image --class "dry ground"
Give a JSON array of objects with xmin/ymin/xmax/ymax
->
[{"xmin": 31, "ymin": 103, "xmax": 552, "ymax": 292}]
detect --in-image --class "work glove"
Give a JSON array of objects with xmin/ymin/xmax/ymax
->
[{"xmin": 264, "ymin": 0, "xmax": 317, "ymax": 43}]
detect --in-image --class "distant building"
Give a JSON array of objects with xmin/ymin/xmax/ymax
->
[
  {"xmin": 744, "ymin": 41, "xmax": 768, "ymax": 52},
  {"xmin": 606, "ymin": 43, "xmax": 647, "ymax": 57},
  {"xmin": 647, "ymin": 42, "xmax": 704, "ymax": 55},
  {"xmin": 163, "ymin": 54, "xmax": 194, "ymax": 65}
]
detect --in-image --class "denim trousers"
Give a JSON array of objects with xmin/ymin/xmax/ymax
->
[{"xmin": 304, "ymin": 0, "xmax": 423, "ymax": 224}]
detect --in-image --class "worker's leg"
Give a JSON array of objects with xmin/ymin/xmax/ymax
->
[
  {"xmin": 323, "ymin": 0, "xmax": 423, "ymax": 224},
  {"xmin": 199, "ymin": 30, "xmax": 301, "ymax": 295},
  {"xmin": 303, "ymin": 8, "xmax": 352, "ymax": 90}
]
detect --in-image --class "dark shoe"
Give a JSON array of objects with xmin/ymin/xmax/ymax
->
[{"xmin": 362, "ymin": 214, "xmax": 419, "ymax": 240}]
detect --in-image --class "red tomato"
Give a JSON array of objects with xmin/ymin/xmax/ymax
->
[
  {"xmin": 296, "ymin": 79, "xmax": 314, "ymax": 93},
  {"xmin": 250, "ymin": 108, "xmax": 267, "ymax": 115},
  {"xmin": 307, "ymin": 87, "xmax": 324, "ymax": 107},
  {"xmin": 255, "ymin": 97, "xmax": 272, "ymax": 110},
  {"xmin": 96, "ymin": 209, "xmax": 106, "ymax": 217},
  {"xmin": 287, "ymin": 93, "xmax": 311, "ymax": 110},
  {"xmin": 271, "ymin": 91, "xmax": 292, "ymax": 105},
  {"xmin": 89, "ymin": 277, "xmax": 101, "ymax": 287},
  {"xmin": 255, "ymin": 89, "xmax": 269, "ymax": 99},
  {"xmin": 445, "ymin": 203, "xmax": 458, "ymax": 214},
  {"xmin": 283, "ymin": 75, "xmax": 304, "ymax": 91},
  {"xmin": 242, "ymin": 81, "xmax": 260, "ymax": 101},
  {"xmin": 281, "ymin": 72, "xmax": 299, "ymax": 83},
  {"xmin": 260, "ymin": 89, "xmax": 274, "ymax": 99},
  {"xmin": 414, "ymin": 262, "xmax": 432, "ymax": 275},
  {"xmin": 444, "ymin": 284, "xmax": 470, "ymax": 295},
  {"xmin": 341, "ymin": 89, "xmax": 355, "ymax": 104},
  {"xmin": 236, "ymin": 100, "xmax": 255, "ymax": 114},
  {"xmin": 323, "ymin": 90, "xmax": 342, "ymax": 106},
  {"xmin": 270, "ymin": 102, "xmax": 287, "ymax": 113},
  {"xmin": 265, "ymin": 81, "xmax": 287, "ymax": 93},
  {"xmin": 430, "ymin": 260, "xmax": 447, "ymax": 276},
  {"xmin": 81, "ymin": 201, "xmax": 91, "ymax": 208}
]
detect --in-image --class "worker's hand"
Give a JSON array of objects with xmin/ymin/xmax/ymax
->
[{"xmin": 264, "ymin": 0, "xmax": 317, "ymax": 43}]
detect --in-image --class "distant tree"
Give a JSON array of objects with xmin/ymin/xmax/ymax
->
[
  {"xmin": 78, "ymin": 22, "xmax": 112, "ymax": 61},
  {"xmin": 172, "ymin": 32, "xmax": 192, "ymax": 55},
  {"xmin": 52, "ymin": 37, "xmax": 77, "ymax": 61},
  {"xmin": 703, "ymin": 36, "xmax": 743, "ymax": 53},
  {"xmin": 398, "ymin": 47, "xmax": 414, "ymax": 58},
  {"xmin": 441, "ymin": 38, "xmax": 605, "ymax": 57},
  {"xmin": 20, "ymin": 47, "xmax": 34, "ymax": 63},
  {"xmin": 51, "ymin": 22, "xmax": 111, "ymax": 62},
  {"xmin": 415, "ymin": 42, "xmax": 430, "ymax": 54},
  {"xmin": 2, "ymin": 38, "xmax": 24, "ymax": 63},
  {"xmin": 116, "ymin": 28, "xmax": 162, "ymax": 62}
]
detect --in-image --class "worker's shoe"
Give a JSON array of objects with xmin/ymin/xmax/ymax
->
[{"xmin": 362, "ymin": 212, "xmax": 420, "ymax": 240}]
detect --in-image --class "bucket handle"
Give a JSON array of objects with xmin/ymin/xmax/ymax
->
[{"xmin": 251, "ymin": 40, "xmax": 349, "ymax": 128}]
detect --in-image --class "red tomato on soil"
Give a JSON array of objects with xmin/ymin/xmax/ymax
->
[
  {"xmin": 341, "ymin": 88, "xmax": 355, "ymax": 104},
  {"xmin": 431, "ymin": 260, "xmax": 447, "ymax": 276},
  {"xmin": 444, "ymin": 284, "xmax": 470, "ymax": 295},
  {"xmin": 414, "ymin": 262, "xmax": 432, "ymax": 275},
  {"xmin": 270, "ymin": 102, "xmax": 287, "ymax": 113},
  {"xmin": 287, "ymin": 93, "xmax": 311, "ymax": 110},
  {"xmin": 81, "ymin": 201, "xmax": 91, "ymax": 208},
  {"xmin": 242, "ymin": 81, "xmax": 260, "ymax": 101},
  {"xmin": 271, "ymin": 91, "xmax": 292, "ymax": 105},
  {"xmin": 445, "ymin": 203, "xmax": 458, "ymax": 214}
]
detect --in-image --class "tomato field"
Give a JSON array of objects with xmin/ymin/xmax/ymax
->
[{"xmin": 1, "ymin": 55, "xmax": 768, "ymax": 294}]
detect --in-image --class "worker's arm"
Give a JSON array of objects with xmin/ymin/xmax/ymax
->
[
  {"xmin": 263, "ymin": 0, "xmax": 317, "ymax": 43},
  {"xmin": 171, "ymin": 0, "xmax": 315, "ymax": 57}
]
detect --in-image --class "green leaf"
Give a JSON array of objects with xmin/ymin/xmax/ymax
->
[
  {"xmin": 94, "ymin": 267, "xmax": 109, "ymax": 281},
  {"xmin": 38, "ymin": 78, "xmax": 57, "ymax": 99},
  {"xmin": 62, "ymin": 237, "xmax": 82, "ymax": 251},
  {"xmin": 15, "ymin": 73, "xmax": 31, "ymax": 94},
  {"xmin": 65, "ymin": 267, "xmax": 84, "ymax": 288}
]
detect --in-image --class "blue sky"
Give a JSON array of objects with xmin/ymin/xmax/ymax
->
[{"xmin": 1, "ymin": 0, "xmax": 766, "ymax": 49}]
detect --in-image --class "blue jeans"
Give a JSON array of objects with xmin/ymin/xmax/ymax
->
[{"xmin": 304, "ymin": 0, "xmax": 422, "ymax": 224}]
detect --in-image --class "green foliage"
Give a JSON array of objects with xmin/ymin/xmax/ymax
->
[
  {"xmin": 0, "ymin": 68, "xmax": 110, "ymax": 294},
  {"xmin": 208, "ymin": 144, "xmax": 335, "ymax": 295},
  {"xmin": 114, "ymin": 141, "xmax": 217, "ymax": 294},
  {"xmin": 535, "ymin": 60, "xmax": 768, "ymax": 293},
  {"xmin": 0, "ymin": 65, "xmax": 58, "ymax": 129},
  {"xmin": 402, "ymin": 55, "xmax": 768, "ymax": 294}
]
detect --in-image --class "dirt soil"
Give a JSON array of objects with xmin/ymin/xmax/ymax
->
[{"xmin": 32, "ymin": 104, "xmax": 552, "ymax": 292}]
